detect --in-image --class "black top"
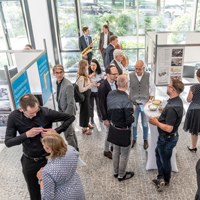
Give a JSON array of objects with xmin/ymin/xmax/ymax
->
[
  {"xmin": 191, "ymin": 84, "xmax": 200, "ymax": 104},
  {"xmin": 158, "ymin": 96, "xmax": 183, "ymax": 137},
  {"xmin": 5, "ymin": 106, "xmax": 75, "ymax": 157},
  {"xmin": 107, "ymin": 90, "xmax": 134, "ymax": 128}
]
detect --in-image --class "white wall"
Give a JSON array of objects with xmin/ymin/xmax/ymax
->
[{"xmin": 28, "ymin": 0, "xmax": 55, "ymax": 66}]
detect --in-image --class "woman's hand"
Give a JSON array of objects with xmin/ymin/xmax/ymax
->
[
  {"xmin": 37, "ymin": 167, "xmax": 43, "ymax": 180},
  {"xmin": 91, "ymin": 72, "xmax": 96, "ymax": 78},
  {"xmin": 90, "ymin": 81, "xmax": 95, "ymax": 87}
]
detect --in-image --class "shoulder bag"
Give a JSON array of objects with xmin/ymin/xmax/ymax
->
[
  {"xmin": 107, "ymin": 123, "xmax": 131, "ymax": 147},
  {"xmin": 73, "ymin": 76, "xmax": 85, "ymax": 103}
]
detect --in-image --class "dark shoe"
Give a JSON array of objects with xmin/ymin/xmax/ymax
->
[
  {"xmin": 110, "ymin": 146, "xmax": 113, "ymax": 152},
  {"xmin": 131, "ymin": 140, "xmax": 136, "ymax": 148},
  {"xmin": 144, "ymin": 140, "xmax": 149, "ymax": 150},
  {"xmin": 118, "ymin": 171, "xmax": 134, "ymax": 182},
  {"xmin": 114, "ymin": 174, "xmax": 118, "ymax": 178},
  {"xmin": 104, "ymin": 151, "xmax": 112, "ymax": 159},
  {"xmin": 90, "ymin": 117, "xmax": 94, "ymax": 124},
  {"xmin": 88, "ymin": 124, "xmax": 94, "ymax": 129},
  {"xmin": 187, "ymin": 146, "xmax": 197, "ymax": 153},
  {"xmin": 77, "ymin": 148, "xmax": 79, "ymax": 152},
  {"xmin": 157, "ymin": 178, "xmax": 165, "ymax": 191},
  {"xmin": 152, "ymin": 179, "xmax": 169, "ymax": 187}
]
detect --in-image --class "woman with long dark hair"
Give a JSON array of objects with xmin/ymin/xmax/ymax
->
[{"xmin": 88, "ymin": 59, "xmax": 104, "ymax": 124}]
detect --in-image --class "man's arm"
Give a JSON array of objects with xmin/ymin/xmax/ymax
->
[
  {"xmin": 98, "ymin": 86, "xmax": 108, "ymax": 120},
  {"xmin": 5, "ymin": 113, "xmax": 28, "ymax": 147},
  {"xmin": 149, "ymin": 118, "xmax": 173, "ymax": 133},
  {"xmin": 64, "ymin": 85, "xmax": 75, "ymax": 115},
  {"xmin": 79, "ymin": 37, "xmax": 83, "ymax": 52},
  {"xmin": 109, "ymin": 48, "xmax": 115, "ymax": 63},
  {"xmin": 99, "ymin": 34, "xmax": 102, "ymax": 50},
  {"xmin": 124, "ymin": 102, "xmax": 135, "ymax": 126},
  {"xmin": 46, "ymin": 109, "xmax": 75, "ymax": 133}
]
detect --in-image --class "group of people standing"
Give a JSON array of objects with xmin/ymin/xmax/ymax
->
[{"xmin": 4, "ymin": 23, "xmax": 200, "ymax": 200}]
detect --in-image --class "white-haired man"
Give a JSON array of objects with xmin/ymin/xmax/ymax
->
[{"xmin": 110, "ymin": 49, "xmax": 127, "ymax": 75}]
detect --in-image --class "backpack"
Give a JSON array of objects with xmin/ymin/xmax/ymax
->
[{"xmin": 73, "ymin": 76, "xmax": 85, "ymax": 103}]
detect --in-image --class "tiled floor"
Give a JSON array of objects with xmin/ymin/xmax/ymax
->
[{"xmin": 0, "ymin": 75, "xmax": 199, "ymax": 200}]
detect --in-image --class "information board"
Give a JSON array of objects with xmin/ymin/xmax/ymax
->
[
  {"xmin": 37, "ymin": 53, "xmax": 52, "ymax": 105},
  {"xmin": 12, "ymin": 71, "xmax": 31, "ymax": 108},
  {"xmin": 156, "ymin": 47, "xmax": 185, "ymax": 85}
]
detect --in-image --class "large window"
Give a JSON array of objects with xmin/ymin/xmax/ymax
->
[{"xmin": 53, "ymin": 0, "xmax": 198, "ymax": 72}]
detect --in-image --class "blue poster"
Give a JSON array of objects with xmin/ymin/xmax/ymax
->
[
  {"xmin": 37, "ymin": 53, "xmax": 52, "ymax": 105},
  {"xmin": 12, "ymin": 71, "xmax": 31, "ymax": 108}
]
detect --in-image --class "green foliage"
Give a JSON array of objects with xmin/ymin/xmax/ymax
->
[
  {"xmin": 3, "ymin": 3, "xmax": 26, "ymax": 37},
  {"xmin": 169, "ymin": 13, "xmax": 191, "ymax": 44}
]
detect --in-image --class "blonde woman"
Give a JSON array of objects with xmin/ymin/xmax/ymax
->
[
  {"xmin": 37, "ymin": 132, "xmax": 85, "ymax": 200},
  {"xmin": 77, "ymin": 60, "xmax": 95, "ymax": 135}
]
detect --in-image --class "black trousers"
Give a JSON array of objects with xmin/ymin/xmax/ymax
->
[
  {"xmin": 83, "ymin": 52, "xmax": 92, "ymax": 65},
  {"xmin": 21, "ymin": 155, "xmax": 47, "ymax": 200},
  {"xmin": 90, "ymin": 92, "xmax": 101, "ymax": 119}
]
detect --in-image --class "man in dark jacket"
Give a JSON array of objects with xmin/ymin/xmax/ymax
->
[
  {"xmin": 107, "ymin": 74, "xmax": 135, "ymax": 181},
  {"xmin": 79, "ymin": 26, "xmax": 93, "ymax": 65},
  {"xmin": 98, "ymin": 65, "xmax": 118, "ymax": 159},
  {"xmin": 105, "ymin": 35, "xmax": 118, "ymax": 67}
]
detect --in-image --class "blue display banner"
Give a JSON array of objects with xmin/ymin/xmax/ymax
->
[
  {"xmin": 12, "ymin": 71, "xmax": 31, "ymax": 108},
  {"xmin": 37, "ymin": 53, "xmax": 52, "ymax": 105}
]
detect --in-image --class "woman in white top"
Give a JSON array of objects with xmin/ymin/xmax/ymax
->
[
  {"xmin": 76, "ymin": 60, "xmax": 95, "ymax": 135},
  {"xmin": 88, "ymin": 59, "xmax": 104, "ymax": 124}
]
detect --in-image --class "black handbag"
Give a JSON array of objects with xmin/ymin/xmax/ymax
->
[
  {"xmin": 107, "ymin": 124, "xmax": 131, "ymax": 147},
  {"xmin": 73, "ymin": 76, "xmax": 85, "ymax": 103}
]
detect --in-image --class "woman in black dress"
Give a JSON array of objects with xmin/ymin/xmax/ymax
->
[
  {"xmin": 184, "ymin": 69, "xmax": 200, "ymax": 152},
  {"xmin": 77, "ymin": 60, "xmax": 95, "ymax": 135}
]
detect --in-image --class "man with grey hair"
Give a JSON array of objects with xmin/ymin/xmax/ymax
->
[
  {"xmin": 107, "ymin": 75, "xmax": 135, "ymax": 181},
  {"xmin": 129, "ymin": 60, "xmax": 155, "ymax": 149},
  {"xmin": 110, "ymin": 49, "xmax": 127, "ymax": 75}
]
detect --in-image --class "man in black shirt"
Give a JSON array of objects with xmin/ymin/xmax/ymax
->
[
  {"xmin": 149, "ymin": 79, "xmax": 184, "ymax": 191},
  {"xmin": 5, "ymin": 94, "xmax": 75, "ymax": 200}
]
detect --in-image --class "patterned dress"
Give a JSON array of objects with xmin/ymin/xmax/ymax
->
[
  {"xmin": 41, "ymin": 145, "xmax": 85, "ymax": 200},
  {"xmin": 184, "ymin": 84, "xmax": 200, "ymax": 135}
]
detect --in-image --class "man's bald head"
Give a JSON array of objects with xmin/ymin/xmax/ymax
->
[{"xmin": 135, "ymin": 60, "xmax": 145, "ymax": 76}]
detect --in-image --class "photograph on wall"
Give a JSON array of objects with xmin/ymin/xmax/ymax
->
[
  {"xmin": 172, "ymin": 49, "xmax": 183, "ymax": 57},
  {"xmin": 171, "ymin": 68, "xmax": 182, "ymax": 74},
  {"xmin": 0, "ymin": 87, "xmax": 9, "ymax": 100},
  {"xmin": 0, "ymin": 101, "xmax": 11, "ymax": 111},
  {"xmin": 157, "ymin": 68, "xmax": 169, "ymax": 84},
  {"xmin": 170, "ymin": 75, "xmax": 181, "ymax": 81},
  {"xmin": 171, "ymin": 58, "xmax": 182, "ymax": 66},
  {"xmin": 0, "ymin": 114, "xmax": 8, "ymax": 126}
]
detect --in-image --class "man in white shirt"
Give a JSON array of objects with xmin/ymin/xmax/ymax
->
[
  {"xmin": 99, "ymin": 25, "xmax": 114, "ymax": 68},
  {"xmin": 129, "ymin": 60, "xmax": 155, "ymax": 150},
  {"xmin": 110, "ymin": 49, "xmax": 127, "ymax": 75}
]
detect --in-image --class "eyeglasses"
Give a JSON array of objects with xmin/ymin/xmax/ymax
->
[
  {"xmin": 110, "ymin": 73, "xmax": 119, "ymax": 76},
  {"xmin": 135, "ymin": 68, "xmax": 142, "ymax": 71},
  {"xmin": 54, "ymin": 71, "xmax": 64, "ymax": 75}
]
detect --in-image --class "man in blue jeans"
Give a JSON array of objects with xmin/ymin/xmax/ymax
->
[
  {"xmin": 149, "ymin": 79, "xmax": 184, "ymax": 191},
  {"xmin": 129, "ymin": 60, "xmax": 155, "ymax": 149}
]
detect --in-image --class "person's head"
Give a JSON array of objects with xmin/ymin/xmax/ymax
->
[
  {"xmin": 105, "ymin": 65, "xmax": 119, "ymax": 82},
  {"xmin": 196, "ymin": 69, "xmax": 200, "ymax": 82},
  {"xmin": 117, "ymin": 75, "xmax": 129, "ymax": 91},
  {"xmin": 82, "ymin": 26, "xmax": 89, "ymax": 36},
  {"xmin": 23, "ymin": 47, "xmax": 31, "ymax": 50},
  {"xmin": 113, "ymin": 49, "xmax": 123, "ymax": 62},
  {"xmin": 135, "ymin": 60, "xmax": 145, "ymax": 76},
  {"xmin": 172, "ymin": 11, "xmax": 175, "ymax": 15},
  {"xmin": 167, "ymin": 79, "xmax": 184, "ymax": 97},
  {"xmin": 18, "ymin": 94, "xmax": 39, "ymax": 119},
  {"xmin": 25, "ymin": 44, "xmax": 33, "ymax": 49},
  {"xmin": 109, "ymin": 35, "xmax": 118, "ymax": 46},
  {"xmin": 102, "ymin": 24, "xmax": 109, "ymax": 33},
  {"xmin": 53, "ymin": 64, "xmax": 64, "ymax": 82},
  {"xmin": 77, "ymin": 60, "xmax": 89, "ymax": 82},
  {"xmin": 88, "ymin": 59, "xmax": 102, "ymax": 75},
  {"xmin": 41, "ymin": 132, "xmax": 67, "ymax": 160}
]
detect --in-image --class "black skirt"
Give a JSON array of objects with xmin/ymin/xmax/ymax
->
[
  {"xmin": 183, "ymin": 102, "xmax": 200, "ymax": 135},
  {"xmin": 79, "ymin": 89, "xmax": 91, "ymax": 127}
]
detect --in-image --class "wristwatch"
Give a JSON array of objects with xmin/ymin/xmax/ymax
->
[{"xmin": 38, "ymin": 179, "xmax": 42, "ymax": 185}]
